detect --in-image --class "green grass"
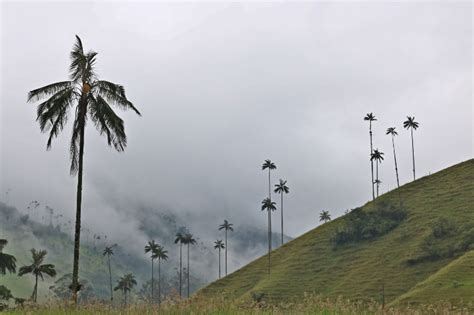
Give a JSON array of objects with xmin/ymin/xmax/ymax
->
[{"xmin": 198, "ymin": 159, "xmax": 474, "ymax": 307}]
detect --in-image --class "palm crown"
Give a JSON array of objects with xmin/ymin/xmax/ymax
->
[
  {"xmin": 145, "ymin": 240, "xmax": 159, "ymax": 258},
  {"xmin": 319, "ymin": 210, "xmax": 331, "ymax": 222},
  {"xmin": 386, "ymin": 127, "xmax": 398, "ymax": 136},
  {"xmin": 103, "ymin": 246, "xmax": 115, "ymax": 257},
  {"xmin": 152, "ymin": 246, "xmax": 168, "ymax": 261},
  {"xmin": 182, "ymin": 233, "xmax": 197, "ymax": 245},
  {"xmin": 214, "ymin": 240, "xmax": 225, "ymax": 249},
  {"xmin": 218, "ymin": 220, "xmax": 234, "ymax": 232},
  {"xmin": 18, "ymin": 249, "xmax": 57, "ymax": 279},
  {"xmin": 274, "ymin": 179, "xmax": 289, "ymax": 194},
  {"xmin": 0, "ymin": 239, "xmax": 16, "ymax": 275},
  {"xmin": 403, "ymin": 116, "xmax": 419, "ymax": 130},
  {"xmin": 364, "ymin": 113, "xmax": 377, "ymax": 122},
  {"xmin": 262, "ymin": 159, "xmax": 276, "ymax": 170},
  {"xmin": 370, "ymin": 149, "xmax": 385, "ymax": 162},
  {"xmin": 261, "ymin": 198, "xmax": 277, "ymax": 212},
  {"xmin": 174, "ymin": 232, "xmax": 185, "ymax": 244},
  {"xmin": 114, "ymin": 273, "xmax": 137, "ymax": 292}
]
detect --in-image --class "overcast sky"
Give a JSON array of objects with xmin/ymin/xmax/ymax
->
[{"xmin": 1, "ymin": 1, "xmax": 472, "ymax": 244}]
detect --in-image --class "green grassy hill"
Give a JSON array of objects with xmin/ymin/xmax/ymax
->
[{"xmin": 198, "ymin": 159, "xmax": 474, "ymax": 307}]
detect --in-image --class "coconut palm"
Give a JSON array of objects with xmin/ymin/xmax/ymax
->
[
  {"xmin": 174, "ymin": 232, "xmax": 185, "ymax": 297},
  {"xmin": 27, "ymin": 36, "xmax": 141, "ymax": 303},
  {"xmin": 386, "ymin": 127, "xmax": 400, "ymax": 188},
  {"xmin": 261, "ymin": 197, "xmax": 277, "ymax": 274},
  {"xmin": 182, "ymin": 233, "xmax": 197, "ymax": 298},
  {"xmin": 262, "ymin": 160, "xmax": 277, "ymax": 199},
  {"xmin": 213, "ymin": 240, "xmax": 225, "ymax": 279},
  {"xmin": 218, "ymin": 220, "xmax": 233, "ymax": 276},
  {"xmin": 0, "ymin": 240, "xmax": 16, "ymax": 275},
  {"xmin": 364, "ymin": 113, "xmax": 377, "ymax": 200},
  {"xmin": 114, "ymin": 273, "xmax": 137, "ymax": 307},
  {"xmin": 152, "ymin": 246, "xmax": 168, "ymax": 305},
  {"xmin": 102, "ymin": 245, "xmax": 115, "ymax": 303},
  {"xmin": 370, "ymin": 149, "xmax": 385, "ymax": 197},
  {"xmin": 319, "ymin": 210, "xmax": 331, "ymax": 223},
  {"xmin": 18, "ymin": 249, "xmax": 57, "ymax": 302},
  {"xmin": 144, "ymin": 240, "xmax": 159, "ymax": 303},
  {"xmin": 274, "ymin": 179, "xmax": 289, "ymax": 245},
  {"xmin": 403, "ymin": 116, "xmax": 420, "ymax": 181}
]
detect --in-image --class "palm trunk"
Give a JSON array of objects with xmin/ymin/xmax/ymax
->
[
  {"xmin": 224, "ymin": 230, "xmax": 228, "ymax": 276},
  {"xmin": 151, "ymin": 258, "xmax": 154, "ymax": 303},
  {"xmin": 391, "ymin": 135, "xmax": 400, "ymax": 188},
  {"xmin": 280, "ymin": 193, "xmax": 284, "ymax": 246},
  {"xmin": 179, "ymin": 242, "xmax": 182, "ymax": 297},
  {"xmin": 376, "ymin": 160, "xmax": 379, "ymax": 197},
  {"xmin": 108, "ymin": 255, "xmax": 113, "ymax": 304},
  {"xmin": 187, "ymin": 244, "xmax": 190, "ymax": 298},
  {"xmin": 268, "ymin": 209, "xmax": 271, "ymax": 274},
  {"xmin": 268, "ymin": 169, "xmax": 271, "ymax": 199},
  {"xmin": 218, "ymin": 248, "xmax": 221, "ymax": 279},
  {"xmin": 411, "ymin": 128, "xmax": 416, "ymax": 180},
  {"xmin": 369, "ymin": 123, "xmax": 375, "ymax": 201},
  {"xmin": 158, "ymin": 258, "xmax": 161, "ymax": 305},
  {"xmin": 32, "ymin": 274, "xmax": 38, "ymax": 302}
]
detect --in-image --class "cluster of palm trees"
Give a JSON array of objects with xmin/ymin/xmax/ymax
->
[
  {"xmin": 174, "ymin": 231, "xmax": 196, "ymax": 298},
  {"xmin": 364, "ymin": 113, "xmax": 420, "ymax": 200}
]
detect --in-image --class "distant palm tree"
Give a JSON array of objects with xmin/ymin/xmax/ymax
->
[
  {"xmin": 319, "ymin": 210, "xmax": 331, "ymax": 223},
  {"xmin": 261, "ymin": 197, "xmax": 277, "ymax": 274},
  {"xmin": 386, "ymin": 127, "xmax": 400, "ymax": 188},
  {"xmin": 18, "ymin": 249, "xmax": 57, "ymax": 302},
  {"xmin": 0, "ymin": 240, "xmax": 16, "ymax": 275},
  {"xmin": 218, "ymin": 220, "xmax": 233, "ymax": 276},
  {"xmin": 213, "ymin": 240, "xmax": 225, "ymax": 279},
  {"xmin": 403, "ymin": 116, "xmax": 420, "ymax": 181},
  {"xmin": 182, "ymin": 233, "xmax": 197, "ymax": 298},
  {"xmin": 262, "ymin": 160, "xmax": 277, "ymax": 199},
  {"xmin": 102, "ymin": 245, "xmax": 115, "ymax": 304},
  {"xmin": 27, "ymin": 36, "xmax": 141, "ymax": 304},
  {"xmin": 371, "ymin": 149, "xmax": 385, "ymax": 197},
  {"xmin": 364, "ymin": 113, "xmax": 377, "ymax": 200},
  {"xmin": 174, "ymin": 232, "xmax": 185, "ymax": 297},
  {"xmin": 114, "ymin": 273, "xmax": 137, "ymax": 307},
  {"xmin": 152, "ymin": 246, "xmax": 168, "ymax": 305},
  {"xmin": 144, "ymin": 240, "xmax": 159, "ymax": 303},
  {"xmin": 274, "ymin": 179, "xmax": 290, "ymax": 246}
]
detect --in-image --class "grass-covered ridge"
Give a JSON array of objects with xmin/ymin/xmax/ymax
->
[{"xmin": 198, "ymin": 159, "xmax": 474, "ymax": 306}]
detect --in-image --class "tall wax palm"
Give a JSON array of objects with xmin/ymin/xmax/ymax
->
[
  {"xmin": 0, "ymin": 240, "xmax": 16, "ymax": 275},
  {"xmin": 213, "ymin": 240, "xmax": 225, "ymax": 279},
  {"xmin": 364, "ymin": 113, "xmax": 377, "ymax": 200},
  {"xmin": 403, "ymin": 116, "xmax": 420, "ymax": 181},
  {"xmin": 218, "ymin": 220, "xmax": 233, "ymax": 276},
  {"xmin": 182, "ymin": 233, "xmax": 197, "ymax": 298},
  {"xmin": 27, "ymin": 36, "xmax": 141, "ymax": 303},
  {"xmin": 386, "ymin": 127, "xmax": 400, "ymax": 188},
  {"xmin": 370, "ymin": 149, "xmax": 385, "ymax": 197},
  {"xmin": 262, "ymin": 160, "xmax": 277, "ymax": 199},
  {"xmin": 261, "ymin": 197, "xmax": 277, "ymax": 274},
  {"xmin": 18, "ymin": 249, "xmax": 57, "ymax": 302},
  {"xmin": 114, "ymin": 273, "xmax": 137, "ymax": 307},
  {"xmin": 152, "ymin": 246, "xmax": 168, "ymax": 305},
  {"xmin": 174, "ymin": 232, "xmax": 185, "ymax": 297},
  {"xmin": 144, "ymin": 240, "xmax": 159, "ymax": 303},
  {"xmin": 319, "ymin": 210, "xmax": 331, "ymax": 223},
  {"xmin": 274, "ymin": 179, "xmax": 289, "ymax": 245},
  {"xmin": 102, "ymin": 245, "xmax": 115, "ymax": 304}
]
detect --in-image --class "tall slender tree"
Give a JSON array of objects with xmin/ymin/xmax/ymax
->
[
  {"xmin": 218, "ymin": 220, "xmax": 233, "ymax": 276},
  {"xmin": 152, "ymin": 245, "xmax": 168, "ymax": 305},
  {"xmin": 319, "ymin": 210, "xmax": 331, "ymax": 223},
  {"xmin": 364, "ymin": 113, "xmax": 377, "ymax": 200},
  {"xmin": 102, "ymin": 245, "xmax": 115, "ymax": 304},
  {"xmin": 386, "ymin": 127, "xmax": 400, "ymax": 188},
  {"xmin": 371, "ymin": 149, "xmax": 385, "ymax": 197},
  {"xmin": 274, "ymin": 179, "xmax": 289, "ymax": 246},
  {"xmin": 403, "ymin": 116, "xmax": 420, "ymax": 181},
  {"xmin": 213, "ymin": 240, "xmax": 225, "ymax": 279},
  {"xmin": 114, "ymin": 273, "xmax": 137, "ymax": 307},
  {"xmin": 0, "ymin": 240, "xmax": 16, "ymax": 275},
  {"xmin": 144, "ymin": 240, "xmax": 159, "ymax": 303},
  {"xmin": 261, "ymin": 197, "xmax": 277, "ymax": 274},
  {"xmin": 182, "ymin": 233, "xmax": 196, "ymax": 298},
  {"xmin": 27, "ymin": 36, "xmax": 141, "ymax": 304},
  {"xmin": 262, "ymin": 160, "xmax": 277, "ymax": 199},
  {"xmin": 174, "ymin": 232, "xmax": 185, "ymax": 297},
  {"xmin": 18, "ymin": 249, "xmax": 57, "ymax": 302}
]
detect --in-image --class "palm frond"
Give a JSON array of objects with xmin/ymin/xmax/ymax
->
[
  {"xmin": 95, "ymin": 80, "xmax": 141, "ymax": 115},
  {"xmin": 27, "ymin": 81, "xmax": 72, "ymax": 103}
]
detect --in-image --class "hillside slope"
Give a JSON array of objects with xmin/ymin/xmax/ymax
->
[{"xmin": 198, "ymin": 159, "xmax": 474, "ymax": 306}]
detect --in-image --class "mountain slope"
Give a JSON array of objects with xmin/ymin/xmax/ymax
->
[{"xmin": 198, "ymin": 159, "xmax": 474, "ymax": 306}]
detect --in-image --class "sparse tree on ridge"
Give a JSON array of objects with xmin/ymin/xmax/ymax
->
[
  {"xmin": 319, "ymin": 210, "xmax": 331, "ymax": 223},
  {"xmin": 144, "ymin": 240, "xmax": 159, "ymax": 303},
  {"xmin": 261, "ymin": 197, "xmax": 277, "ymax": 274},
  {"xmin": 174, "ymin": 232, "xmax": 185, "ymax": 297},
  {"xmin": 0, "ymin": 240, "xmax": 16, "ymax": 275},
  {"xmin": 103, "ymin": 245, "xmax": 115, "ymax": 304},
  {"xmin": 18, "ymin": 249, "xmax": 57, "ymax": 302},
  {"xmin": 364, "ymin": 113, "xmax": 377, "ymax": 201},
  {"xmin": 386, "ymin": 127, "xmax": 400, "ymax": 188},
  {"xmin": 403, "ymin": 116, "xmax": 420, "ymax": 181},
  {"xmin": 152, "ymin": 245, "xmax": 168, "ymax": 305},
  {"xmin": 114, "ymin": 273, "xmax": 137, "ymax": 307},
  {"xmin": 214, "ymin": 240, "xmax": 225, "ymax": 279},
  {"xmin": 274, "ymin": 179, "xmax": 290, "ymax": 246},
  {"xmin": 182, "ymin": 233, "xmax": 197, "ymax": 298},
  {"xmin": 218, "ymin": 220, "xmax": 233, "ymax": 276},
  {"xmin": 27, "ymin": 36, "xmax": 141, "ymax": 304},
  {"xmin": 262, "ymin": 160, "xmax": 277, "ymax": 199},
  {"xmin": 371, "ymin": 149, "xmax": 385, "ymax": 197}
]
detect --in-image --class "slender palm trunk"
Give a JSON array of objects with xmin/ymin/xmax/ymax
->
[
  {"xmin": 218, "ymin": 248, "xmax": 221, "ymax": 279},
  {"xmin": 187, "ymin": 244, "xmax": 190, "ymax": 298},
  {"xmin": 268, "ymin": 169, "xmax": 271, "ymax": 199},
  {"xmin": 151, "ymin": 258, "xmax": 154, "ymax": 303},
  {"xmin": 268, "ymin": 209, "xmax": 271, "ymax": 274},
  {"xmin": 158, "ymin": 258, "xmax": 161, "ymax": 305},
  {"xmin": 391, "ymin": 135, "xmax": 400, "ymax": 188},
  {"xmin": 369, "ymin": 123, "xmax": 375, "ymax": 201},
  {"xmin": 224, "ymin": 230, "xmax": 228, "ymax": 276},
  {"xmin": 107, "ymin": 255, "xmax": 113, "ymax": 304},
  {"xmin": 280, "ymin": 193, "xmax": 284, "ymax": 246},
  {"xmin": 179, "ymin": 242, "xmax": 182, "ymax": 297},
  {"xmin": 32, "ymin": 274, "xmax": 38, "ymax": 302},
  {"xmin": 376, "ymin": 160, "xmax": 379, "ymax": 197},
  {"xmin": 411, "ymin": 128, "xmax": 416, "ymax": 180}
]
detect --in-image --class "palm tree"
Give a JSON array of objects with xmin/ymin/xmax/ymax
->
[
  {"xmin": 174, "ymin": 232, "xmax": 185, "ymax": 297},
  {"xmin": 0, "ymin": 240, "xmax": 16, "ymax": 275},
  {"xmin": 261, "ymin": 197, "xmax": 277, "ymax": 274},
  {"xmin": 27, "ymin": 36, "xmax": 141, "ymax": 303},
  {"xmin": 319, "ymin": 210, "xmax": 331, "ymax": 223},
  {"xmin": 403, "ymin": 116, "xmax": 420, "ymax": 181},
  {"xmin": 102, "ymin": 245, "xmax": 115, "ymax": 304},
  {"xmin": 114, "ymin": 273, "xmax": 137, "ymax": 307},
  {"xmin": 386, "ymin": 127, "xmax": 400, "ymax": 188},
  {"xmin": 152, "ymin": 246, "xmax": 168, "ymax": 305},
  {"xmin": 144, "ymin": 240, "xmax": 159, "ymax": 303},
  {"xmin": 182, "ymin": 233, "xmax": 197, "ymax": 298},
  {"xmin": 218, "ymin": 220, "xmax": 233, "ymax": 276},
  {"xmin": 274, "ymin": 179, "xmax": 289, "ymax": 246},
  {"xmin": 370, "ymin": 149, "xmax": 385, "ymax": 197},
  {"xmin": 364, "ymin": 113, "xmax": 377, "ymax": 200},
  {"xmin": 18, "ymin": 249, "xmax": 57, "ymax": 302},
  {"xmin": 213, "ymin": 240, "xmax": 225, "ymax": 279},
  {"xmin": 262, "ymin": 160, "xmax": 277, "ymax": 199}
]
